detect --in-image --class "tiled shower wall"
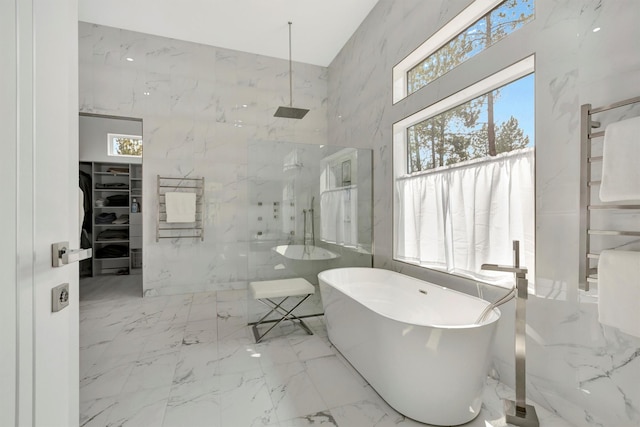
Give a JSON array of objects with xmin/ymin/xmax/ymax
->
[
  {"xmin": 79, "ymin": 22, "xmax": 329, "ymax": 295},
  {"xmin": 328, "ymin": 1, "xmax": 640, "ymax": 426}
]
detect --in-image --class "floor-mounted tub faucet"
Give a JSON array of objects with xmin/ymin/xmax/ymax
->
[{"xmin": 481, "ymin": 241, "xmax": 539, "ymax": 427}]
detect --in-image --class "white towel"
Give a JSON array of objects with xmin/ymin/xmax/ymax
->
[
  {"xmin": 599, "ymin": 116, "xmax": 640, "ymax": 202},
  {"xmin": 598, "ymin": 250, "xmax": 640, "ymax": 337},
  {"xmin": 165, "ymin": 192, "xmax": 196, "ymax": 223}
]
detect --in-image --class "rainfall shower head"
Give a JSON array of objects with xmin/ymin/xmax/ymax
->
[
  {"xmin": 275, "ymin": 105, "xmax": 309, "ymax": 119},
  {"xmin": 274, "ymin": 22, "xmax": 309, "ymax": 120}
]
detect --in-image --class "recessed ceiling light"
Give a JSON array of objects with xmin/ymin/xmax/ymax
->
[
  {"xmin": 592, "ymin": 27, "xmax": 601, "ymax": 33},
  {"xmin": 126, "ymin": 57, "xmax": 134, "ymax": 62},
  {"xmin": 143, "ymin": 92, "xmax": 150, "ymax": 96},
  {"xmin": 242, "ymin": 104, "xmax": 248, "ymax": 108}
]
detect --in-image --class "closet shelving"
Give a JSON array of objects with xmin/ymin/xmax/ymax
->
[{"xmin": 83, "ymin": 161, "xmax": 143, "ymax": 276}]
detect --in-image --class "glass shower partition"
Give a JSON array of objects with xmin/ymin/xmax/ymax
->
[{"xmin": 247, "ymin": 141, "xmax": 373, "ymax": 322}]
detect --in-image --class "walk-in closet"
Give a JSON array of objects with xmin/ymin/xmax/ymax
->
[{"xmin": 79, "ymin": 113, "xmax": 143, "ymax": 298}]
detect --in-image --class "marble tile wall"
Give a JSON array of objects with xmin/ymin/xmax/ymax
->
[
  {"xmin": 328, "ymin": 1, "xmax": 640, "ymax": 426},
  {"xmin": 79, "ymin": 22, "xmax": 329, "ymax": 296}
]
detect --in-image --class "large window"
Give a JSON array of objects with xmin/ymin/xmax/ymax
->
[
  {"xmin": 407, "ymin": 74, "xmax": 533, "ymax": 173},
  {"xmin": 393, "ymin": 56, "xmax": 535, "ymax": 288},
  {"xmin": 393, "ymin": 0, "xmax": 534, "ymax": 103}
]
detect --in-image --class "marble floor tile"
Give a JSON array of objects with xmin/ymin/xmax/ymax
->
[
  {"xmin": 79, "ymin": 276, "xmax": 575, "ymax": 427},
  {"xmin": 188, "ymin": 302, "xmax": 218, "ymax": 322},
  {"xmin": 272, "ymin": 410, "xmax": 339, "ymax": 427},
  {"xmin": 80, "ymin": 362, "xmax": 134, "ymax": 402},
  {"xmin": 217, "ymin": 289, "xmax": 248, "ymax": 302},
  {"xmin": 254, "ymin": 336, "xmax": 299, "ymax": 367},
  {"xmin": 289, "ymin": 333, "xmax": 334, "ymax": 361},
  {"xmin": 191, "ymin": 291, "xmax": 217, "ymax": 305},
  {"xmin": 186, "ymin": 317, "xmax": 218, "ymax": 333},
  {"xmin": 264, "ymin": 361, "xmax": 327, "ymax": 422},
  {"xmin": 304, "ymin": 356, "xmax": 378, "ymax": 409},
  {"xmin": 104, "ymin": 386, "xmax": 171, "ymax": 427},
  {"xmin": 162, "ymin": 293, "xmax": 194, "ymax": 307},
  {"xmin": 79, "ymin": 341, "xmax": 111, "ymax": 377},
  {"xmin": 98, "ymin": 331, "xmax": 147, "ymax": 359},
  {"xmin": 173, "ymin": 342, "xmax": 219, "ymax": 384},
  {"xmin": 162, "ymin": 378, "xmax": 221, "ymax": 427},
  {"xmin": 217, "ymin": 337, "xmax": 263, "ymax": 374},
  {"xmin": 218, "ymin": 368, "xmax": 276, "ymax": 427},
  {"xmin": 183, "ymin": 327, "xmax": 218, "ymax": 345},
  {"xmin": 158, "ymin": 303, "xmax": 191, "ymax": 324},
  {"xmin": 329, "ymin": 399, "xmax": 425, "ymax": 427},
  {"xmin": 79, "ymin": 326, "xmax": 123, "ymax": 349},
  {"xmin": 80, "ymin": 396, "xmax": 118, "ymax": 427},
  {"xmin": 86, "ymin": 351, "xmax": 141, "ymax": 378},
  {"xmin": 217, "ymin": 300, "xmax": 250, "ymax": 339},
  {"xmin": 140, "ymin": 325, "xmax": 186, "ymax": 358},
  {"xmin": 121, "ymin": 351, "xmax": 180, "ymax": 393}
]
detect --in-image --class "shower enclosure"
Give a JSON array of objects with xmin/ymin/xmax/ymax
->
[{"xmin": 247, "ymin": 140, "xmax": 373, "ymax": 319}]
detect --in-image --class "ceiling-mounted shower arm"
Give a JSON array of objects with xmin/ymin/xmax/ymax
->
[
  {"xmin": 287, "ymin": 21, "xmax": 293, "ymax": 108},
  {"xmin": 274, "ymin": 21, "xmax": 309, "ymax": 119}
]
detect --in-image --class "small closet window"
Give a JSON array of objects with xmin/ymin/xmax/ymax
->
[{"xmin": 107, "ymin": 133, "xmax": 143, "ymax": 158}]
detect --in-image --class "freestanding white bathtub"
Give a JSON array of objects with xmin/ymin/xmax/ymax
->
[{"xmin": 318, "ymin": 267, "xmax": 500, "ymax": 426}]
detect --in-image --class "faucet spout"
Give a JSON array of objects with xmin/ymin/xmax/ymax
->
[{"xmin": 481, "ymin": 263, "xmax": 528, "ymax": 275}]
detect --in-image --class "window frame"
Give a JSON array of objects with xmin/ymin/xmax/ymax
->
[
  {"xmin": 392, "ymin": 0, "xmax": 531, "ymax": 104},
  {"xmin": 394, "ymin": 55, "xmax": 534, "ymax": 178},
  {"xmin": 392, "ymin": 55, "xmax": 535, "ymax": 288}
]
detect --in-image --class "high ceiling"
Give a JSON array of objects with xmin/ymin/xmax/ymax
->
[{"xmin": 78, "ymin": 0, "xmax": 380, "ymax": 67}]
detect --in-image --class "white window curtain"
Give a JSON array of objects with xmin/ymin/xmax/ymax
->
[
  {"xmin": 320, "ymin": 187, "xmax": 358, "ymax": 247},
  {"xmin": 395, "ymin": 147, "xmax": 534, "ymax": 287}
]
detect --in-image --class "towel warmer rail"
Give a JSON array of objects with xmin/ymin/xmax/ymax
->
[
  {"xmin": 156, "ymin": 175, "xmax": 205, "ymax": 242},
  {"xmin": 579, "ymin": 95, "xmax": 640, "ymax": 290}
]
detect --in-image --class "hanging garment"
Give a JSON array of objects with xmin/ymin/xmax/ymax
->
[{"xmin": 79, "ymin": 170, "xmax": 92, "ymax": 232}]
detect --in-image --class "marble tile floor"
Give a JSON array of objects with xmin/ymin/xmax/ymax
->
[{"xmin": 79, "ymin": 276, "xmax": 574, "ymax": 427}]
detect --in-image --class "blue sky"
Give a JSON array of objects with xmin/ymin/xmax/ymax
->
[{"xmin": 492, "ymin": 73, "xmax": 535, "ymax": 144}]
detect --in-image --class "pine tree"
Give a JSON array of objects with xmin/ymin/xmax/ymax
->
[{"xmin": 496, "ymin": 116, "xmax": 530, "ymax": 153}]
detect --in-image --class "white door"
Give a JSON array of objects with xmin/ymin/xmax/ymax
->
[{"xmin": 1, "ymin": 1, "xmax": 79, "ymax": 426}]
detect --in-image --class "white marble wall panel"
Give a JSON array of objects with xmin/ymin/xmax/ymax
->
[
  {"xmin": 328, "ymin": 1, "xmax": 640, "ymax": 426},
  {"xmin": 79, "ymin": 22, "xmax": 328, "ymax": 296}
]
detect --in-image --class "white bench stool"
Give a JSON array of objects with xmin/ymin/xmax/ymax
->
[{"xmin": 248, "ymin": 278, "xmax": 315, "ymax": 343}]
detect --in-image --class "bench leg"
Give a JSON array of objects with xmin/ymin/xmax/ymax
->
[{"xmin": 251, "ymin": 294, "xmax": 314, "ymax": 343}]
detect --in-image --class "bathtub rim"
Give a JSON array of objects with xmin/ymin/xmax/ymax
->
[
  {"xmin": 272, "ymin": 244, "xmax": 340, "ymax": 261},
  {"xmin": 318, "ymin": 267, "xmax": 501, "ymax": 329}
]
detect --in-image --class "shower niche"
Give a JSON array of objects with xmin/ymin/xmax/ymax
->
[{"xmin": 247, "ymin": 141, "xmax": 373, "ymax": 318}]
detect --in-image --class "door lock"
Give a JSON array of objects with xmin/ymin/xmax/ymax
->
[{"xmin": 52, "ymin": 283, "xmax": 70, "ymax": 312}]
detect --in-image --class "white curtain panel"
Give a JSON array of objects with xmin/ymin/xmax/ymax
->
[
  {"xmin": 395, "ymin": 148, "xmax": 534, "ymax": 287},
  {"xmin": 320, "ymin": 187, "xmax": 358, "ymax": 246}
]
